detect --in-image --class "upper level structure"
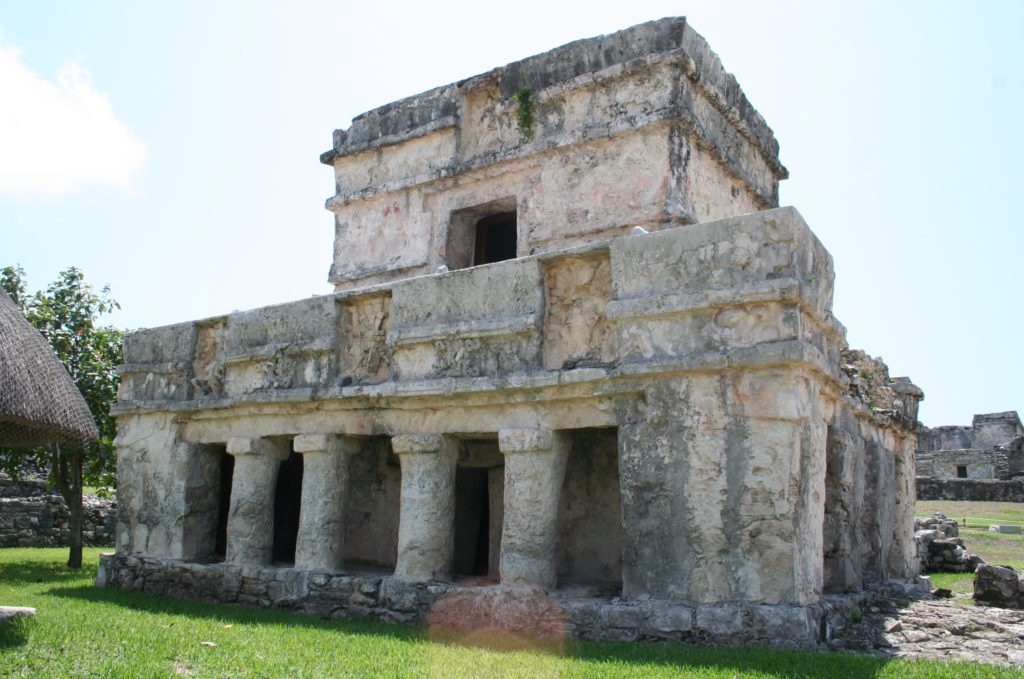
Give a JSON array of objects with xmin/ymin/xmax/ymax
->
[{"xmin": 320, "ymin": 18, "xmax": 787, "ymax": 290}]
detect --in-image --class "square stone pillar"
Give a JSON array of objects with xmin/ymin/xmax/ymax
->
[
  {"xmin": 497, "ymin": 428, "xmax": 568, "ymax": 589},
  {"xmin": 224, "ymin": 437, "xmax": 290, "ymax": 566},
  {"xmin": 392, "ymin": 434, "xmax": 457, "ymax": 581},
  {"xmin": 293, "ymin": 434, "xmax": 358, "ymax": 572}
]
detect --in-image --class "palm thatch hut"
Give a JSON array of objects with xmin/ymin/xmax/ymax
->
[{"xmin": 0, "ymin": 289, "xmax": 98, "ymax": 447}]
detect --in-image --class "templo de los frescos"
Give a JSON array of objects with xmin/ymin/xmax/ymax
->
[{"xmin": 97, "ymin": 18, "xmax": 924, "ymax": 644}]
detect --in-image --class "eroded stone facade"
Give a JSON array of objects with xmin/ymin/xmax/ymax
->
[{"xmin": 98, "ymin": 18, "xmax": 924, "ymax": 645}]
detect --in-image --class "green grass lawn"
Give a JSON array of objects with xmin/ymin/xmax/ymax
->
[
  {"xmin": 916, "ymin": 500, "xmax": 1024, "ymax": 530},
  {"xmin": 1, "ymin": 549, "xmax": 1018, "ymax": 678},
  {"xmin": 917, "ymin": 499, "xmax": 1024, "ymax": 598}
]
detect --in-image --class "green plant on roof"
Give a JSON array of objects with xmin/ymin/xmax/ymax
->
[{"xmin": 512, "ymin": 87, "xmax": 535, "ymax": 139}]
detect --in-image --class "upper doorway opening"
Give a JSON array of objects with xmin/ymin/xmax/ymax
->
[
  {"xmin": 473, "ymin": 211, "xmax": 517, "ymax": 266},
  {"xmin": 446, "ymin": 197, "xmax": 518, "ymax": 270}
]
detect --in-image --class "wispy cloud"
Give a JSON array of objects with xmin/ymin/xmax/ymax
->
[{"xmin": 0, "ymin": 42, "xmax": 146, "ymax": 198}]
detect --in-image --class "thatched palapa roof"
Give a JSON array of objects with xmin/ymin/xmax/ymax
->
[{"xmin": 0, "ymin": 289, "xmax": 98, "ymax": 447}]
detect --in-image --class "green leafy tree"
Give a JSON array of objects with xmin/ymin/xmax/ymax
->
[{"xmin": 1, "ymin": 265, "xmax": 123, "ymax": 568}]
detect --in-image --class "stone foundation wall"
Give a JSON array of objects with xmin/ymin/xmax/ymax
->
[
  {"xmin": 97, "ymin": 552, "xmax": 892, "ymax": 646},
  {"xmin": 0, "ymin": 479, "xmax": 116, "ymax": 548},
  {"xmin": 916, "ymin": 478, "xmax": 1024, "ymax": 503}
]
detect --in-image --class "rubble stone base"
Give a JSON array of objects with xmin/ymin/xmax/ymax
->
[{"xmin": 97, "ymin": 553, "xmax": 855, "ymax": 646}]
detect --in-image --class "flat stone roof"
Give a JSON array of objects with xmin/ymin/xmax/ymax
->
[{"xmin": 320, "ymin": 17, "xmax": 783, "ymax": 175}]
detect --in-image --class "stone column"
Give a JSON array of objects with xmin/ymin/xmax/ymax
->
[
  {"xmin": 392, "ymin": 434, "xmax": 457, "ymax": 581},
  {"xmin": 293, "ymin": 434, "xmax": 357, "ymax": 572},
  {"xmin": 224, "ymin": 437, "xmax": 290, "ymax": 565},
  {"xmin": 497, "ymin": 428, "xmax": 568, "ymax": 589}
]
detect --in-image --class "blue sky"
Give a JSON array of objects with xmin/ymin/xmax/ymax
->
[{"xmin": 1, "ymin": 1, "xmax": 1021, "ymax": 428}]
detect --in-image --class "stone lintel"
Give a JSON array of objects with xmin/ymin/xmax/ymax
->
[
  {"xmin": 293, "ymin": 433, "xmax": 357, "ymax": 456},
  {"xmin": 226, "ymin": 437, "xmax": 289, "ymax": 460},
  {"xmin": 392, "ymin": 434, "xmax": 446, "ymax": 455},
  {"xmin": 498, "ymin": 428, "xmax": 554, "ymax": 454}
]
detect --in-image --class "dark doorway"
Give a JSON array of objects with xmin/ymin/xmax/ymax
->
[
  {"xmin": 272, "ymin": 449, "xmax": 304, "ymax": 564},
  {"xmin": 957, "ymin": 465, "xmax": 968, "ymax": 479},
  {"xmin": 473, "ymin": 211, "xmax": 517, "ymax": 265},
  {"xmin": 214, "ymin": 451, "xmax": 234, "ymax": 560},
  {"xmin": 453, "ymin": 467, "xmax": 490, "ymax": 577}
]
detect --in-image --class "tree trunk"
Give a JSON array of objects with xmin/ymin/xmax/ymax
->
[{"xmin": 52, "ymin": 444, "xmax": 84, "ymax": 569}]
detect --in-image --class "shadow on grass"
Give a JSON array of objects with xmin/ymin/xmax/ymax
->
[
  {"xmin": 0, "ymin": 616, "xmax": 32, "ymax": 649},
  {"xmin": 47, "ymin": 583, "xmax": 418, "ymax": 642},
  {"xmin": 42, "ymin": 581, "xmax": 910, "ymax": 679},
  {"xmin": 0, "ymin": 558, "xmax": 97, "ymax": 587}
]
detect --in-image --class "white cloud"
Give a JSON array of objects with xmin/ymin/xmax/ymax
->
[{"xmin": 0, "ymin": 42, "xmax": 146, "ymax": 198}]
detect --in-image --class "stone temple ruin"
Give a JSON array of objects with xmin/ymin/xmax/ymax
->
[
  {"xmin": 97, "ymin": 18, "xmax": 925, "ymax": 644},
  {"xmin": 917, "ymin": 411, "xmax": 1023, "ymax": 480}
]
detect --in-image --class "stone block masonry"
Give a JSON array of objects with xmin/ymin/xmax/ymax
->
[
  {"xmin": 916, "ymin": 478, "xmax": 1024, "ymax": 503},
  {"xmin": 99, "ymin": 18, "xmax": 925, "ymax": 645},
  {"xmin": 0, "ymin": 478, "xmax": 115, "ymax": 548}
]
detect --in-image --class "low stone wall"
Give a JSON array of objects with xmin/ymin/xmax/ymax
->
[
  {"xmin": 0, "ymin": 479, "xmax": 116, "ymax": 548},
  {"xmin": 914, "ymin": 514, "xmax": 985, "ymax": 573},
  {"xmin": 916, "ymin": 477, "xmax": 1024, "ymax": 503},
  {"xmin": 97, "ymin": 553, "xmax": 901, "ymax": 646}
]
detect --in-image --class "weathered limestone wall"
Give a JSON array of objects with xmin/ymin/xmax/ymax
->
[
  {"xmin": 321, "ymin": 19, "xmax": 786, "ymax": 290},
  {"xmin": 822, "ymin": 354, "xmax": 921, "ymax": 594},
  {"xmin": 113, "ymin": 412, "xmax": 223, "ymax": 559},
  {"xmin": 343, "ymin": 437, "xmax": 401, "ymax": 569},
  {"xmin": 619, "ymin": 370, "xmax": 828, "ymax": 605},
  {"xmin": 556, "ymin": 428, "xmax": 622, "ymax": 585},
  {"xmin": 0, "ymin": 478, "xmax": 115, "ymax": 548}
]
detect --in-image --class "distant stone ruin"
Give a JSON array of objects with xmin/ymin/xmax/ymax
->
[
  {"xmin": 916, "ymin": 411, "xmax": 1024, "ymax": 501},
  {"xmin": 917, "ymin": 411, "xmax": 1023, "ymax": 480},
  {"xmin": 97, "ymin": 18, "xmax": 925, "ymax": 645}
]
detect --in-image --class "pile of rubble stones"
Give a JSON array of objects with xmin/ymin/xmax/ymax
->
[{"xmin": 915, "ymin": 513, "xmax": 985, "ymax": 574}]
